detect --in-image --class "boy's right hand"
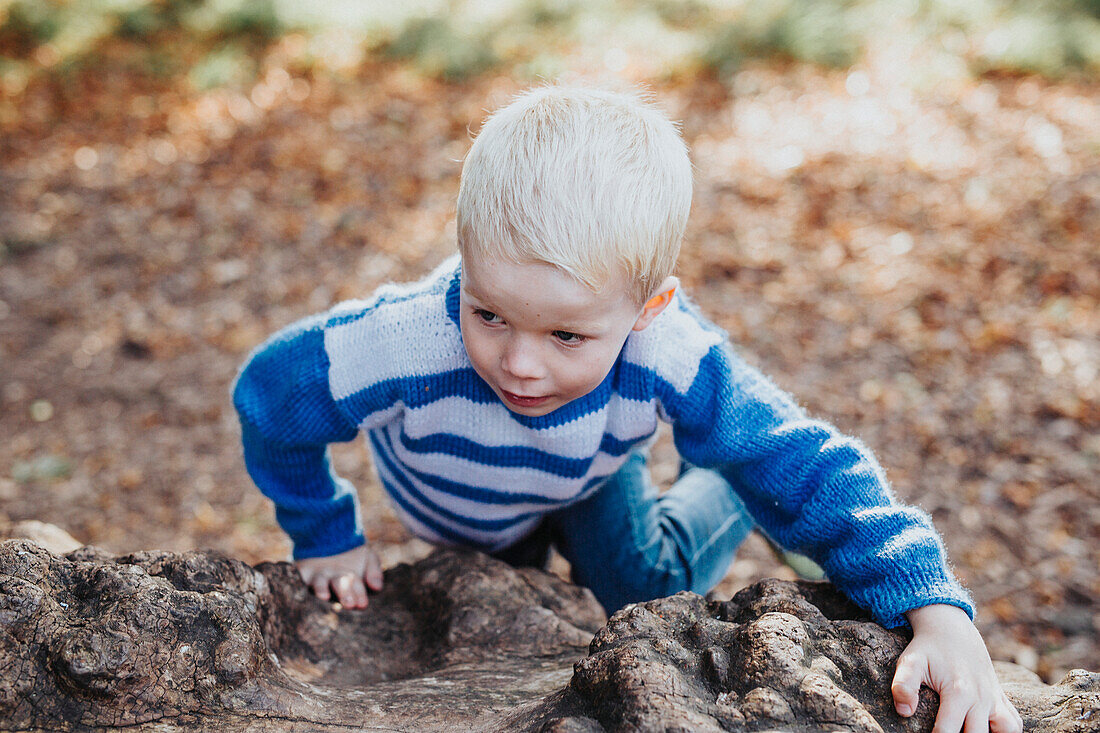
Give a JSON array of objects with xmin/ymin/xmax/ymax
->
[{"xmin": 295, "ymin": 544, "xmax": 384, "ymax": 609}]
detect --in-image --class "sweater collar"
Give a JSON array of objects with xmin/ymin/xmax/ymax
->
[{"xmin": 445, "ymin": 261, "xmax": 462, "ymax": 328}]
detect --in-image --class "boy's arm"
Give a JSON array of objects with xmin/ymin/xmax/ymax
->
[
  {"xmin": 232, "ymin": 314, "xmax": 365, "ymax": 560},
  {"xmin": 664, "ymin": 341, "xmax": 1022, "ymax": 731},
  {"xmin": 661, "ymin": 339, "xmax": 971, "ymax": 628}
]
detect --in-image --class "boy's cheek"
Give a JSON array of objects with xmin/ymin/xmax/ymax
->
[{"xmin": 462, "ymin": 337, "xmax": 500, "ymax": 391}]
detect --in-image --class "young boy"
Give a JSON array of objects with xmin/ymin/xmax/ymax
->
[{"xmin": 233, "ymin": 85, "xmax": 1020, "ymax": 731}]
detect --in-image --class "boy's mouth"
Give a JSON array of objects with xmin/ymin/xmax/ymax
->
[{"xmin": 501, "ymin": 390, "xmax": 551, "ymax": 408}]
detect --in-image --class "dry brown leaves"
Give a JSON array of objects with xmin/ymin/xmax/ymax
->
[{"xmin": 0, "ymin": 46, "xmax": 1096, "ymax": 682}]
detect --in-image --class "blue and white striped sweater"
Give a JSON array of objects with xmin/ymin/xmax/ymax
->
[{"xmin": 233, "ymin": 255, "xmax": 972, "ymax": 627}]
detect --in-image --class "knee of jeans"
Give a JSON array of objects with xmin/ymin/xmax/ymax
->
[
  {"xmin": 576, "ymin": 541, "xmax": 693, "ymax": 612},
  {"xmin": 589, "ymin": 566, "xmax": 692, "ymax": 614}
]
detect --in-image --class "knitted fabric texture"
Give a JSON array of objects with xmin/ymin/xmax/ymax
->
[{"xmin": 232, "ymin": 256, "xmax": 972, "ymax": 628}]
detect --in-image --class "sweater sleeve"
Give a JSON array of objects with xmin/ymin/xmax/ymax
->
[
  {"xmin": 660, "ymin": 339, "xmax": 973, "ymax": 629},
  {"xmin": 232, "ymin": 313, "xmax": 366, "ymax": 560}
]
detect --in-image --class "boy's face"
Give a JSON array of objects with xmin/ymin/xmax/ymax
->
[{"xmin": 460, "ymin": 257, "xmax": 648, "ymax": 417}]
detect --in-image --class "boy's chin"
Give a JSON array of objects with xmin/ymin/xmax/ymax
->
[{"xmin": 502, "ymin": 402, "xmax": 562, "ymax": 417}]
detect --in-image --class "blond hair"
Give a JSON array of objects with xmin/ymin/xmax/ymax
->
[{"xmin": 456, "ymin": 84, "xmax": 693, "ymax": 305}]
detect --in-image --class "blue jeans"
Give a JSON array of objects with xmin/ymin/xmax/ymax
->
[{"xmin": 495, "ymin": 451, "xmax": 755, "ymax": 614}]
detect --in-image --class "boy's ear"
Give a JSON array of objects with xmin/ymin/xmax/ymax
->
[{"xmin": 632, "ymin": 277, "xmax": 679, "ymax": 332}]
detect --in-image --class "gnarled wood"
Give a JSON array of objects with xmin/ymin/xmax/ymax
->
[{"xmin": 0, "ymin": 539, "xmax": 1095, "ymax": 731}]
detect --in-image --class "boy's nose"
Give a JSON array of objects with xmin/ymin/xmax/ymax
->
[{"xmin": 500, "ymin": 337, "xmax": 546, "ymax": 380}]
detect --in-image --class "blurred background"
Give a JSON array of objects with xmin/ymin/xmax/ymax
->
[{"xmin": 1, "ymin": 0, "xmax": 1097, "ymax": 683}]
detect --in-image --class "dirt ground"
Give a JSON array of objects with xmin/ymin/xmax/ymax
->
[{"xmin": 1, "ymin": 47, "xmax": 1097, "ymax": 683}]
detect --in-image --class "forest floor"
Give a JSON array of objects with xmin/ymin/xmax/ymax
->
[{"xmin": 1, "ymin": 42, "xmax": 1097, "ymax": 682}]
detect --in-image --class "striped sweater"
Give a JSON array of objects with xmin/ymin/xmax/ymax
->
[{"xmin": 232, "ymin": 255, "xmax": 972, "ymax": 627}]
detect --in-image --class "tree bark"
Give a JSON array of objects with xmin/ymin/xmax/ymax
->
[{"xmin": 0, "ymin": 539, "xmax": 1095, "ymax": 731}]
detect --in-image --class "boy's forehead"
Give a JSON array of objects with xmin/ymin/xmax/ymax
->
[{"xmin": 462, "ymin": 257, "xmax": 635, "ymax": 324}]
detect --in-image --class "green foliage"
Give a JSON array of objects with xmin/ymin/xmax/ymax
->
[
  {"xmin": 0, "ymin": 0, "xmax": 286, "ymax": 91},
  {"xmin": 115, "ymin": 6, "xmax": 168, "ymax": 38},
  {"xmin": 0, "ymin": 0, "xmax": 281, "ymax": 57},
  {"xmin": 1, "ymin": 0, "xmax": 1097, "ymax": 83},
  {"xmin": 936, "ymin": 0, "xmax": 1100, "ymax": 72},
  {"xmin": 701, "ymin": 0, "xmax": 1100, "ymax": 77},
  {"xmin": 186, "ymin": 0, "xmax": 281, "ymax": 40},
  {"xmin": 188, "ymin": 40, "xmax": 253, "ymax": 88},
  {"xmin": 525, "ymin": 0, "xmax": 581, "ymax": 27},
  {"xmin": 0, "ymin": 1, "xmax": 63, "ymax": 55},
  {"xmin": 384, "ymin": 16, "xmax": 496, "ymax": 81},
  {"xmin": 114, "ymin": 0, "xmax": 203, "ymax": 39},
  {"xmin": 11, "ymin": 454, "xmax": 72, "ymax": 484},
  {"xmin": 702, "ymin": 0, "xmax": 863, "ymax": 73}
]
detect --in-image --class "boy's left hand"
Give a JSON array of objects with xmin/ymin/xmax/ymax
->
[{"xmin": 893, "ymin": 604, "xmax": 1023, "ymax": 732}]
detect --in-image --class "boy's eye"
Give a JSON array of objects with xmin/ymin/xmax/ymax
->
[
  {"xmin": 553, "ymin": 330, "xmax": 585, "ymax": 344},
  {"xmin": 475, "ymin": 309, "xmax": 502, "ymax": 324}
]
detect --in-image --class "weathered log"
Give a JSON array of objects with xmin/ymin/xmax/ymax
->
[
  {"xmin": 0, "ymin": 539, "xmax": 602, "ymax": 731},
  {"xmin": 527, "ymin": 582, "xmax": 1100, "ymax": 732},
  {"xmin": 0, "ymin": 539, "xmax": 1095, "ymax": 732}
]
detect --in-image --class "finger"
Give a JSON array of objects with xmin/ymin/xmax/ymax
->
[
  {"xmin": 330, "ymin": 572, "xmax": 356, "ymax": 607},
  {"xmin": 932, "ymin": 682, "xmax": 973, "ymax": 733},
  {"xmin": 333, "ymin": 574, "xmax": 366, "ymax": 609},
  {"xmin": 962, "ymin": 701, "xmax": 992, "ymax": 733},
  {"xmin": 345, "ymin": 574, "xmax": 370, "ymax": 609},
  {"xmin": 365, "ymin": 551, "xmax": 384, "ymax": 592},
  {"xmin": 891, "ymin": 651, "xmax": 924, "ymax": 717},
  {"xmin": 989, "ymin": 694, "xmax": 1022, "ymax": 733},
  {"xmin": 310, "ymin": 576, "xmax": 332, "ymax": 601}
]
